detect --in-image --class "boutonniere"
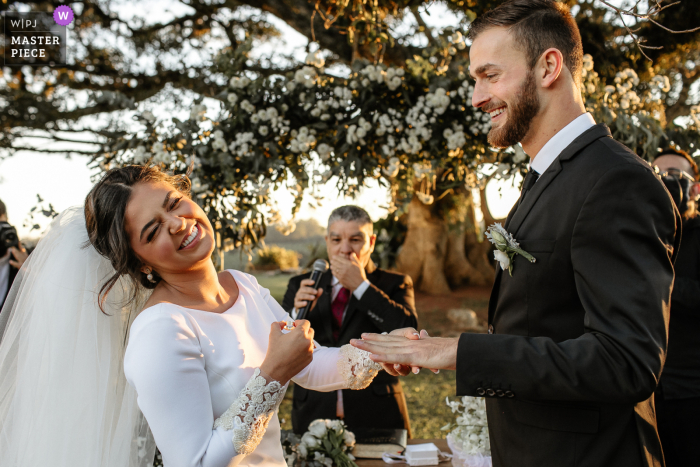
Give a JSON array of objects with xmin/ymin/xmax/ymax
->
[{"xmin": 485, "ymin": 223, "xmax": 536, "ymax": 276}]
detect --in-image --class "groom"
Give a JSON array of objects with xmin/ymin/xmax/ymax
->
[{"xmin": 352, "ymin": 1, "xmax": 680, "ymax": 466}]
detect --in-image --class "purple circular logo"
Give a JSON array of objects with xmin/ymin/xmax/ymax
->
[{"xmin": 53, "ymin": 5, "xmax": 74, "ymax": 26}]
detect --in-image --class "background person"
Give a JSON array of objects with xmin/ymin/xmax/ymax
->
[
  {"xmin": 653, "ymin": 147, "xmax": 700, "ymax": 467},
  {"xmin": 0, "ymin": 199, "xmax": 28, "ymax": 310},
  {"xmin": 282, "ymin": 205, "xmax": 418, "ymax": 436}
]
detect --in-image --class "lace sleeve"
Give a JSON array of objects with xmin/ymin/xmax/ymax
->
[
  {"xmin": 212, "ymin": 369, "xmax": 287, "ymax": 456},
  {"xmin": 337, "ymin": 344, "xmax": 383, "ymax": 390}
]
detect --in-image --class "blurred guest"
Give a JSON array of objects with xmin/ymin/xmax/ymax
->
[
  {"xmin": 282, "ymin": 205, "xmax": 418, "ymax": 436},
  {"xmin": 0, "ymin": 199, "xmax": 28, "ymax": 310},
  {"xmin": 653, "ymin": 147, "xmax": 700, "ymax": 467}
]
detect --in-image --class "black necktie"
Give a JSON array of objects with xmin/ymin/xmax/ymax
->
[{"xmin": 518, "ymin": 168, "xmax": 540, "ymax": 207}]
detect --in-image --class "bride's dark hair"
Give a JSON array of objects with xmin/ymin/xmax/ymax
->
[{"xmin": 85, "ymin": 165, "xmax": 192, "ymax": 312}]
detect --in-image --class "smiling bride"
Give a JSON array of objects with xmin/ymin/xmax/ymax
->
[{"xmin": 0, "ymin": 165, "xmax": 383, "ymax": 467}]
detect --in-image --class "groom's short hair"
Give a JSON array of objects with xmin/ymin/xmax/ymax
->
[{"xmin": 468, "ymin": 0, "xmax": 583, "ymax": 86}]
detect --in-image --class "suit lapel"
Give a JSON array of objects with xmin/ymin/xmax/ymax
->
[
  {"xmin": 506, "ymin": 159, "xmax": 563, "ymax": 237},
  {"xmin": 506, "ymin": 124, "xmax": 612, "ymax": 237}
]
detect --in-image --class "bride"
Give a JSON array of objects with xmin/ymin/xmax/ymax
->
[{"xmin": 0, "ymin": 164, "xmax": 383, "ymax": 467}]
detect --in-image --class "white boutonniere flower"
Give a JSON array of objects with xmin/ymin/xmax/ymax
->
[{"xmin": 485, "ymin": 223, "xmax": 536, "ymax": 276}]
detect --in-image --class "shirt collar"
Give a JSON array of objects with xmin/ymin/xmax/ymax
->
[
  {"xmin": 331, "ymin": 276, "xmax": 339, "ymax": 287},
  {"xmin": 530, "ymin": 113, "xmax": 596, "ymax": 175},
  {"xmin": 0, "ymin": 251, "xmax": 10, "ymax": 267}
]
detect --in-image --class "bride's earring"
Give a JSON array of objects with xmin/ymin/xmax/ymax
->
[{"xmin": 145, "ymin": 269, "xmax": 156, "ymax": 283}]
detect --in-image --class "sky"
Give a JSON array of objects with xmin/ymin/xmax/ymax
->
[{"xmin": 0, "ymin": 2, "xmax": 521, "ymax": 239}]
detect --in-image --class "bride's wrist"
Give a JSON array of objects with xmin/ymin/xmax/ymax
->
[{"xmin": 259, "ymin": 361, "xmax": 288, "ymax": 385}]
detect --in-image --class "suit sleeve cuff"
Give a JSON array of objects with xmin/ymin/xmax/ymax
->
[
  {"xmin": 353, "ymin": 280, "xmax": 371, "ymax": 299},
  {"xmin": 456, "ymin": 333, "xmax": 498, "ymax": 397}
]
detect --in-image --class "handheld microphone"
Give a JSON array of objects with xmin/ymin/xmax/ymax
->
[{"xmin": 296, "ymin": 259, "xmax": 329, "ymax": 321}]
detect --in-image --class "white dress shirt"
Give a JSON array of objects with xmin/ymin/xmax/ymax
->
[
  {"xmin": 124, "ymin": 270, "xmax": 369, "ymax": 467},
  {"xmin": 530, "ymin": 112, "xmax": 596, "ymax": 176},
  {"xmin": 0, "ymin": 252, "xmax": 11, "ymax": 304}
]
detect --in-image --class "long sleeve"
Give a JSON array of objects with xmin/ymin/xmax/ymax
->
[
  {"xmin": 354, "ymin": 273, "xmax": 417, "ymax": 333},
  {"xmin": 124, "ymin": 309, "xmax": 243, "ymax": 467},
  {"xmin": 255, "ymin": 277, "xmax": 383, "ymax": 392},
  {"xmin": 212, "ymin": 369, "xmax": 286, "ymax": 457},
  {"xmin": 457, "ymin": 164, "xmax": 678, "ymax": 403}
]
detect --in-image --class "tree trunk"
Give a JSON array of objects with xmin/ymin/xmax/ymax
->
[
  {"xmin": 396, "ymin": 190, "xmax": 495, "ymax": 294},
  {"xmin": 396, "ymin": 197, "xmax": 452, "ymax": 295}
]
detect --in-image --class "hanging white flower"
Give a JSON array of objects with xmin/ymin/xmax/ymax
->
[
  {"xmin": 305, "ymin": 50, "xmax": 325, "ymax": 68},
  {"xmin": 189, "ymin": 104, "xmax": 206, "ymax": 121},
  {"xmin": 229, "ymin": 76, "xmax": 250, "ymax": 89},
  {"xmin": 141, "ymin": 110, "xmax": 156, "ymax": 123},
  {"xmin": 294, "ymin": 66, "xmax": 318, "ymax": 88},
  {"xmin": 132, "ymin": 145, "xmax": 148, "ymax": 164},
  {"xmin": 316, "ymin": 143, "xmax": 332, "ymax": 160}
]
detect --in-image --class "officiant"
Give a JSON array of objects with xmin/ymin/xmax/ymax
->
[{"xmin": 282, "ymin": 205, "xmax": 417, "ymax": 436}]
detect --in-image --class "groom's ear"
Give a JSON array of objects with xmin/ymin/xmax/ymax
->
[{"xmin": 538, "ymin": 48, "xmax": 564, "ymax": 89}]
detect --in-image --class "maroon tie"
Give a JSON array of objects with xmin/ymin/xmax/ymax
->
[{"xmin": 331, "ymin": 287, "xmax": 351, "ymax": 341}]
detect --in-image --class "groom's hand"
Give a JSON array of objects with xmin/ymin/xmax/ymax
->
[{"xmin": 351, "ymin": 332, "xmax": 459, "ymax": 371}]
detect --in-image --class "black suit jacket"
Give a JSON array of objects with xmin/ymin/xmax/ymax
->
[
  {"xmin": 282, "ymin": 262, "xmax": 418, "ymax": 435},
  {"xmin": 456, "ymin": 125, "xmax": 680, "ymax": 467},
  {"xmin": 0, "ymin": 264, "xmax": 18, "ymax": 311}
]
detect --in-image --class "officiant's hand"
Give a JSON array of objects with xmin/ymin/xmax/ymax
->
[
  {"xmin": 261, "ymin": 320, "xmax": 315, "ymax": 384},
  {"xmin": 330, "ymin": 252, "xmax": 366, "ymax": 291},
  {"xmin": 294, "ymin": 278, "xmax": 324, "ymax": 312},
  {"xmin": 351, "ymin": 331, "xmax": 459, "ymax": 371}
]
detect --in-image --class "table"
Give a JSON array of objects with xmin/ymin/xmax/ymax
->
[{"xmin": 355, "ymin": 439, "xmax": 450, "ymax": 466}]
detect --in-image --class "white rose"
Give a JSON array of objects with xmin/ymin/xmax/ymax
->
[
  {"xmin": 308, "ymin": 419, "xmax": 328, "ymax": 438},
  {"xmin": 494, "ymin": 250, "xmax": 510, "ymax": 271},
  {"xmin": 298, "ymin": 443, "xmax": 308, "ymax": 458},
  {"xmin": 301, "ymin": 432, "xmax": 320, "ymax": 449},
  {"xmin": 343, "ymin": 430, "xmax": 356, "ymax": 446},
  {"xmin": 329, "ymin": 420, "xmax": 344, "ymax": 432}
]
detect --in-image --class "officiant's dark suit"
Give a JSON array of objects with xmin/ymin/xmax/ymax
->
[
  {"xmin": 456, "ymin": 124, "xmax": 680, "ymax": 467},
  {"xmin": 282, "ymin": 260, "xmax": 417, "ymax": 435}
]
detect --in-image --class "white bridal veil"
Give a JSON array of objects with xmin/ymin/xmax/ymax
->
[{"xmin": 0, "ymin": 207, "xmax": 156, "ymax": 467}]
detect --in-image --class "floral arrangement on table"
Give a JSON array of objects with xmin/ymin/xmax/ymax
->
[
  {"xmin": 281, "ymin": 419, "xmax": 357, "ymax": 467},
  {"xmin": 442, "ymin": 396, "xmax": 492, "ymax": 467}
]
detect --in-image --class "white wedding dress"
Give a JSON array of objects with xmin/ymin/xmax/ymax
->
[{"xmin": 125, "ymin": 270, "xmax": 380, "ymax": 467}]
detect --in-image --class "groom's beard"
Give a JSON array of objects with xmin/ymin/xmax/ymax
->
[{"xmin": 487, "ymin": 70, "xmax": 540, "ymax": 148}]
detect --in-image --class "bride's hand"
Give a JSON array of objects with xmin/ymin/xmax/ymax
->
[{"xmin": 260, "ymin": 320, "xmax": 315, "ymax": 384}]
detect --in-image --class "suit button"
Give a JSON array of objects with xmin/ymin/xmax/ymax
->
[
  {"xmin": 476, "ymin": 388, "xmax": 486, "ymax": 396},
  {"xmin": 486, "ymin": 389, "xmax": 495, "ymax": 397},
  {"xmin": 488, "ymin": 325, "xmax": 494, "ymax": 334},
  {"xmin": 496, "ymin": 389, "xmax": 504, "ymax": 397},
  {"xmin": 505, "ymin": 390, "xmax": 514, "ymax": 398}
]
